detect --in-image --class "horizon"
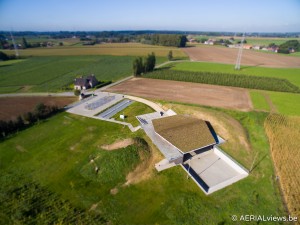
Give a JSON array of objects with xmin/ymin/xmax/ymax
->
[{"xmin": 0, "ymin": 0, "xmax": 300, "ymax": 32}]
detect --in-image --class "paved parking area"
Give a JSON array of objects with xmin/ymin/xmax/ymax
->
[{"xmin": 182, "ymin": 147, "xmax": 248, "ymax": 194}]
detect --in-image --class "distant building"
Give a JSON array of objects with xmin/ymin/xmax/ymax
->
[
  {"xmin": 74, "ymin": 74, "xmax": 98, "ymax": 90},
  {"xmin": 243, "ymin": 44, "xmax": 252, "ymax": 50},
  {"xmin": 204, "ymin": 39, "xmax": 215, "ymax": 45}
]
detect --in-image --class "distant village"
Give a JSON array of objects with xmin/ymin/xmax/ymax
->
[{"xmin": 188, "ymin": 37, "xmax": 297, "ymax": 54}]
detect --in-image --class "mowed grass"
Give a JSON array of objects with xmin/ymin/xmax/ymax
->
[
  {"xmin": 173, "ymin": 61, "xmax": 300, "ymax": 87},
  {"xmin": 0, "ymin": 55, "xmax": 136, "ymax": 93},
  {"xmin": 113, "ymin": 101, "xmax": 154, "ymax": 127},
  {"xmin": 0, "ymin": 106, "xmax": 286, "ymax": 224},
  {"xmin": 3, "ymin": 43, "xmax": 187, "ymax": 58}
]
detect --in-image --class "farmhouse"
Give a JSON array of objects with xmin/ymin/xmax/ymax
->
[{"xmin": 74, "ymin": 74, "xmax": 98, "ymax": 90}]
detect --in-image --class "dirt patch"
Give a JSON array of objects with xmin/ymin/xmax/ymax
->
[
  {"xmin": 107, "ymin": 78, "xmax": 252, "ymax": 111},
  {"xmin": 101, "ymin": 138, "xmax": 134, "ymax": 150},
  {"xmin": 110, "ymin": 188, "xmax": 119, "ymax": 195},
  {"xmin": 183, "ymin": 45, "xmax": 300, "ymax": 68},
  {"xmin": 0, "ymin": 96, "xmax": 77, "ymax": 121},
  {"xmin": 16, "ymin": 145, "xmax": 27, "ymax": 152}
]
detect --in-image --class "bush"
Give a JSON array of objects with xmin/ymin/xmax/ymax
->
[{"xmin": 74, "ymin": 89, "xmax": 81, "ymax": 96}]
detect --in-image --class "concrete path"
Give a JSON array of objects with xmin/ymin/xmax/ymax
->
[{"xmin": 125, "ymin": 95, "xmax": 164, "ymax": 112}]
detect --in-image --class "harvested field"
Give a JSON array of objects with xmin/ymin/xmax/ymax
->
[
  {"xmin": 0, "ymin": 96, "xmax": 76, "ymax": 121},
  {"xmin": 183, "ymin": 46, "xmax": 300, "ymax": 68},
  {"xmin": 107, "ymin": 78, "xmax": 252, "ymax": 111}
]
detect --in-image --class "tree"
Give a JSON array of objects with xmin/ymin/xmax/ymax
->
[
  {"xmin": 35, "ymin": 103, "xmax": 47, "ymax": 118},
  {"xmin": 133, "ymin": 57, "xmax": 144, "ymax": 76},
  {"xmin": 168, "ymin": 50, "xmax": 173, "ymax": 61},
  {"xmin": 74, "ymin": 89, "xmax": 81, "ymax": 96},
  {"xmin": 59, "ymin": 42, "xmax": 64, "ymax": 46},
  {"xmin": 22, "ymin": 37, "xmax": 29, "ymax": 49},
  {"xmin": 144, "ymin": 52, "xmax": 156, "ymax": 73},
  {"xmin": 0, "ymin": 51, "xmax": 9, "ymax": 61}
]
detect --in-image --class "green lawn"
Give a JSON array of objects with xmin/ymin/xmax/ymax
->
[
  {"xmin": 0, "ymin": 56, "xmax": 135, "ymax": 93},
  {"xmin": 113, "ymin": 101, "xmax": 154, "ymax": 127},
  {"xmin": 250, "ymin": 91, "xmax": 270, "ymax": 112},
  {"xmin": 0, "ymin": 107, "xmax": 286, "ymax": 224},
  {"xmin": 172, "ymin": 61, "xmax": 300, "ymax": 87},
  {"xmin": 268, "ymin": 91, "xmax": 300, "ymax": 116}
]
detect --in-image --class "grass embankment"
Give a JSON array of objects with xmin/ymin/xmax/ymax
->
[
  {"xmin": 0, "ymin": 55, "xmax": 134, "ymax": 93},
  {"xmin": 0, "ymin": 105, "xmax": 286, "ymax": 224},
  {"xmin": 144, "ymin": 69, "xmax": 300, "ymax": 93},
  {"xmin": 113, "ymin": 101, "xmax": 154, "ymax": 127},
  {"xmin": 265, "ymin": 114, "xmax": 300, "ymax": 221},
  {"xmin": 3, "ymin": 43, "xmax": 187, "ymax": 59}
]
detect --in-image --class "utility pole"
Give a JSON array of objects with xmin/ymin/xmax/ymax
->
[
  {"xmin": 235, "ymin": 33, "xmax": 245, "ymax": 70},
  {"xmin": 10, "ymin": 31, "xmax": 19, "ymax": 58}
]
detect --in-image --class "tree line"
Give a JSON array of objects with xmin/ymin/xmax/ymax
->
[
  {"xmin": 139, "ymin": 34, "xmax": 187, "ymax": 47},
  {"xmin": 0, "ymin": 103, "xmax": 60, "ymax": 139},
  {"xmin": 133, "ymin": 52, "xmax": 156, "ymax": 76},
  {"xmin": 278, "ymin": 40, "xmax": 300, "ymax": 54}
]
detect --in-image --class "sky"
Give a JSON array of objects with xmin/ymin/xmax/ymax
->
[{"xmin": 0, "ymin": 0, "xmax": 299, "ymax": 32}]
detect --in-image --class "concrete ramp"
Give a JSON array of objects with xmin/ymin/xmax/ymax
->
[{"xmin": 155, "ymin": 159, "xmax": 176, "ymax": 172}]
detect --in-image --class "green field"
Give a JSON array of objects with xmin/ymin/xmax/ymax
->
[
  {"xmin": 0, "ymin": 55, "xmax": 140, "ymax": 93},
  {"xmin": 250, "ymin": 90, "xmax": 300, "ymax": 116},
  {"xmin": 0, "ymin": 106, "xmax": 286, "ymax": 224},
  {"xmin": 268, "ymin": 91, "xmax": 300, "ymax": 116},
  {"xmin": 172, "ymin": 62, "xmax": 300, "ymax": 87},
  {"xmin": 250, "ymin": 91, "xmax": 270, "ymax": 112}
]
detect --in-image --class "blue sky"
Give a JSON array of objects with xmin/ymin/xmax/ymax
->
[{"xmin": 0, "ymin": 0, "xmax": 299, "ymax": 32}]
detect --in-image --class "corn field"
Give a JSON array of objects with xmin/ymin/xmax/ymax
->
[
  {"xmin": 265, "ymin": 114, "xmax": 300, "ymax": 221},
  {"xmin": 144, "ymin": 70, "xmax": 300, "ymax": 93}
]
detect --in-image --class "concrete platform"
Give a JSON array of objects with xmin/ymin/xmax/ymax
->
[{"xmin": 182, "ymin": 146, "xmax": 248, "ymax": 194}]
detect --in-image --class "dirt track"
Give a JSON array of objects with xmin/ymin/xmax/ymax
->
[
  {"xmin": 183, "ymin": 46, "xmax": 300, "ymax": 68},
  {"xmin": 0, "ymin": 96, "xmax": 76, "ymax": 121},
  {"xmin": 107, "ymin": 78, "xmax": 252, "ymax": 111}
]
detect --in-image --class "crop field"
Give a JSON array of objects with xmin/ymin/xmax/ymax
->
[
  {"xmin": 0, "ymin": 96, "xmax": 77, "ymax": 121},
  {"xmin": 265, "ymin": 114, "xmax": 300, "ymax": 221},
  {"xmin": 0, "ymin": 105, "xmax": 286, "ymax": 224},
  {"xmin": 3, "ymin": 43, "xmax": 187, "ymax": 58},
  {"xmin": 144, "ymin": 69, "xmax": 300, "ymax": 93},
  {"xmin": 182, "ymin": 45, "xmax": 300, "ymax": 68},
  {"xmin": 172, "ymin": 61, "xmax": 300, "ymax": 87},
  {"xmin": 0, "ymin": 55, "xmax": 137, "ymax": 93}
]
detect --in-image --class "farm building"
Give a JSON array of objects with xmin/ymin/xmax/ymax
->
[{"xmin": 74, "ymin": 74, "xmax": 98, "ymax": 90}]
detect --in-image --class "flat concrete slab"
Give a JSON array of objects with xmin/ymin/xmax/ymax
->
[
  {"xmin": 97, "ymin": 99, "xmax": 134, "ymax": 119},
  {"xmin": 182, "ymin": 147, "xmax": 248, "ymax": 194}
]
